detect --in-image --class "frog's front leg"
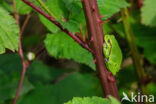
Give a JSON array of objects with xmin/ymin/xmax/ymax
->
[{"xmin": 105, "ymin": 57, "xmax": 109, "ymax": 63}]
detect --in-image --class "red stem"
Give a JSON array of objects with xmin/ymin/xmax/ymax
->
[
  {"xmin": 22, "ymin": 0, "xmax": 93, "ymax": 53},
  {"xmin": 82, "ymin": 0, "xmax": 120, "ymax": 100},
  {"xmin": 12, "ymin": 1, "xmax": 31, "ymax": 103},
  {"xmin": 12, "ymin": 61, "xmax": 29, "ymax": 104}
]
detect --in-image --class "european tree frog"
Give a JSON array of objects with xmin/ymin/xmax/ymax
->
[{"xmin": 103, "ymin": 35, "xmax": 122, "ymax": 75}]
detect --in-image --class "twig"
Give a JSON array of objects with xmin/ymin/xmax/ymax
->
[
  {"xmin": 12, "ymin": 1, "xmax": 31, "ymax": 103},
  {"xmin": 35, "ymin": 47, "xmax": 45, "ymax": 59},
  {"xmin": 22, "ymin": 0, "xmax": 93, "ymax": 53},
  {"xmin": 20, "ymin": 14, "xmax": 31, "ymax": 35},
  {"xmin": 13, "ymin": 0, "xmax": 19, "ymax": 26},
  {"xmin": 12, "ymin": 60, "xmax": 29, "ymax": 104}
]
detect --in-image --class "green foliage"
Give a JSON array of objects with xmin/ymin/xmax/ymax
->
[
  {"xmin": 0, "ymin": 54, "xmax": 34, "ymax": 103},
  {"xmin": 44, "ymin": 32, "xmax": 96, "ymax": 70},
  {"xmin": 0, "ymin": 7, "xmax": 19, "ymax": 54},
  {"xmin": 98, "ymin": 0, "xmax": 129, "ymax": 20},
  {"xmin": 62, "ymin": 0, "xmax": 86, "ymax": 34},
  {"xmin": 65, "ymin": 96, "xmax": 120, "ymax": 104},
  {"xmin": 0, "ymin": 0, "xmax": 156, "ymax": 104},
  {"xmin": 141, "ymin": 0, "xmax": 156, "ymax": 27},
  {"xmin": 62, "ymin": 20, "xmax": 80, "ymax": 34},
  {"xmin": 64, "ymin": 96, "xmax": 110, "ymax": 104},
  {"xmin": 19, "ymin": 73, "xmax": 102, "ymax": 104},
  {"xmin": 39, "ymin": 0, "xmax": 68, "ymax": 33},
  {"xmin": 39, "ymin": 14, "xmax": 59, "ymax": 33},
  {"xmin": 0, "ymin": 71, "xmax": 34, "ymax": 103},
  {"xmin": 27, "ymin": 61, "xmax": 63, "ymax": 84},
  {"xmin": 40, "ymin": 0, "xmax": 129, "ymax": 34},
  {"xmin": 133, "ymin": 24, "xmax": 156, "ymax": 64},
  {"xmin": 15, "ymin": 0, "xmax": 32, "ymax": 15},
  {"xmin": 147, "ymin": 83, "xmax": 156, "ymax": 97},
  {"xmin": 0, "ymin": 0, "xmax": 13, "ymax": 12}
]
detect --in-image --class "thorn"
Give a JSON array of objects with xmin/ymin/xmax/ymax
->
[
  {"xmin": 106, "ymin": 95, "xmax": 109, "ymax": 99},
  {"xmin": 90, "ymin": 36, "xmax": 93, "ymax": 41},
  {"xmin": 99, "ymin": 15, "xmax": 103, "ymax": 19},
  {"xmin": 97, "ymin": 18, "xmax": 101, "ymax": 23},
  {"xmin": 107, "ymin": 72, "xmax": 116, "ymax": 82},
  {"xmin": 94, "ymin": 59, "xmax": 96, "ymax": 63},
  {"xmin": 97, "ymin": 18, "xmax": 104, "ymax": 24},
  {"xmin": 100, "ymin": 21, "xmax": 104, "ymax": 24},
  {"xmin": 91, "ymin": 5, "xmax": 95, "ymax": 12}
]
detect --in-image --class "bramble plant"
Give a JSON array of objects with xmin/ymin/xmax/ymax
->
[{"xmin": 0, "ymin": 0, "xmax": 156, "ymax": 104}]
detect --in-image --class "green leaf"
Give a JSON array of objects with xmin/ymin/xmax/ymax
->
[
  {"xmin": 0, "ymin": 7, "xmax": 19, "ymax": 54},
  {"xmin": 44, "ymin": 32, "xmax": 96, "ymax": 70},
  {"xmin": 62, "ymin": 0, "xmax": 86, "ymax": 34},
  {"xmin": 108, "ymin": 96, "xmax": 120, "ymax": 104},
  {"xmin": 0, "ymin": 54, "xmax": 34, "ymax": 102},
  {"xmin": 112, "ymin": 23, "xmax": 126, "ymax": 38},
  {"xmin": 133, "ymin": 24, "xmax": 156, "ymax": 64},
  {"xmin": 62, "ymin": 20, "xmax": 80, "ymax": 34},
  {"xmin": 64, "ymin": 96, "xmax": 110, "ymax": 104},
  {"xmin": 15, "ymin": 0, "xmax": 32, "ymax": 15},
  {"xmin": 39, "ymin": 14, "xmax": 59, "ymax": 33},
  {"xmin": 98, "ymin": 0, "xmax": 129, "ymax": 20},
  {"xmin": 0, "ymin": 0, "xmax": 13, "ymax": 13},
  {"xmin": 64, "ymin": 96, "xmax": 120, "ymax": 104},
  {"xmin": 27, "ymin": 61, "xmax": 63, "ymax": 84},
  {"xmin": 141, "ymin": 0, "xmax": 156, "ymax": 27},
  {"xmin": 0, "ymin": 70, "xmax": 34, "ymax": 102},
  {"xmin": 19, "ymin": 73, "xmax": 103, "ymax": 104},
  {"xmin": 39, "ymin": 0, "xmax": 68, "ymax": 33},
  {"xmin": 46, "ymin": 0, "xmax": 68, "ymax": 20},
  {"xmin": 147, "ymin": 83, "xmax": 156, "ymax": 97}
]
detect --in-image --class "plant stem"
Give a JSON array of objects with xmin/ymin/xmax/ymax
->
[
  {"xmin": 13, "ymin": 0, "xmax": 19, "ymax": 26},
  {"xmin": 12, "ymin": 61, "xmax": 29, "ymax": 104},
  {"xmin": 121, "ymin": 8, "xmax": 149, "ymax": 96},
  {"xmin": 20, "ymin": 14, "xmax": 31, "ymax": 35},
  {"xmin": 82, "ymin": 0, "xmax": 120, "ymax": 100},
  {"xmin": 12, "ymin": 1, "xmax": 31, "ymax": 103},
  {"xmin": 22, "ymin": 0, "xmax": 93, "ymax": 53}
]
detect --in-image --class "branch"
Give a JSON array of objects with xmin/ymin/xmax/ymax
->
[
  {"xmin": 20, "ymin": 14, "xmax": 31, "ymax": 35},
  {"xmin": 82, "ymin": 0, "xmax": 120, "ymax": 100},
  {"xmin": 13, "ymin": 0, "xmax": 19, "ymax": 26},
  {"xmin": 12, "ymin": 1, "xmax": 31, "ymax": 103},
  {"xmin": 22, "ymin": 0, "xmax": 93, "ymax": 53}
]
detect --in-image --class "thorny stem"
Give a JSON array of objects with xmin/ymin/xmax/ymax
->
[
  {"xmin": 121, "ymin": 8, "xmax": 149, "ymax": 98},
  {"xmin": 12, "ymin": 1, "xmax": 31, "ymax": 103},
  {"xmin": 82, "ymin": 0, "xmax": 120, "ymax": 100},
  {"xmin": 22, "ymin": 0, "xmax": 93, "ymax": 53}
]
